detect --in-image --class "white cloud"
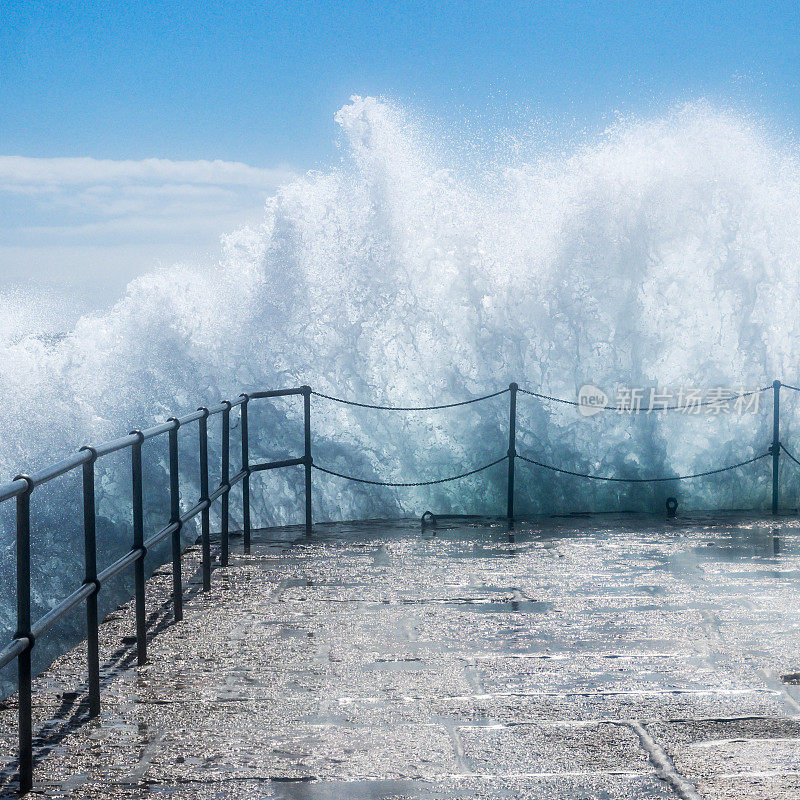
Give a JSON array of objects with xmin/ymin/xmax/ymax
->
[
  {"xmin": 0, "ymin": 156, "xmax": 293, "ymax": 189},
  {"xmin": 0, "ymin": 155, "xmax": 295, "ymax": 311}
]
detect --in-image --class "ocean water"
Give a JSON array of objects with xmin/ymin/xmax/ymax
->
[{"xmin": 2, "ymin": 96, "xmax": 800, "ymax": 688}]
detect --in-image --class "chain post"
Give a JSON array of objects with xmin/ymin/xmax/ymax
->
[
  {"xmin": 772, "ymin": 379, "xmax": 781, "ymax": 515},
  {"xmin": 507, "ymin": 383, "xmax": 517, "ymax": 522}
]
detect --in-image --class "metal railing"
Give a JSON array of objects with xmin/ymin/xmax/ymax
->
[
  {"xmin": 0, "ymin": 386, "xmax": 313, "ymax": 793},
  {"xmin": 0, "ymin": 378, "xmax": 796, "ymax": 791}
]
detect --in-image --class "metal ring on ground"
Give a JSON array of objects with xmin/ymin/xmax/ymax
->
[
  {"xmin": 421, "ymin": 510, "xmax": 437, "ymax": 527},
  {"xmin": 666, "ymin": 497, "xmax": 678, "ymax": 517}
]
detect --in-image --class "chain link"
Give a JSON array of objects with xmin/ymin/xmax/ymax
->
[
  {"xmin": 312, "ymin": 456, "xmax": 508, "ymax": 486},
  {"xmin": 516, "ymin": 452, "xmax": 770, "ymax": 482},
  {"xmin": 310, "ymin": 388, "xmax": 509, "ymax": 411},
  {"xmin": 780, "ymin": 443, "xmax": 800, "ymax": 467}
]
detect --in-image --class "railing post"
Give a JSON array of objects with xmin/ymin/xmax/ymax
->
[
  {"xmin": 130, "ymin": 433, "xmax": 147, "ymax": 665},
  {"xmin": 773, "ymin": 379, "xmax": 781, "ymax": 516},
  {"xmin": 507, "ymin": 382, "xmax": 517, "ymax": 522},
  {"xmin": 79, "ymin": 449, "xmax": 101, "ymax": 712},
  {"xmin": 167, "ymin": 419, "xmax": 183, "ymax": 622},
  {"xmin": 13, "ymin": 474, "xmax": 34, "ymax": 794},
  {"xmin": 220, "ymin": 401, "xmax": 231, "ymax": 567},
  {"xmin": 303, "ymin": 386, "xmax": 313, "ymax": 536},
  {"xmin": 198, "ymin": 407, "xmax": 211, "ymax": 591},
  {"xmin": 240, "ymin": 395, "xmax": 250, "ymax": 554}
]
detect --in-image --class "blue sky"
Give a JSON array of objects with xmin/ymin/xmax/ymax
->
[
  {"xmin": 4, "ymin": 1, "xmax": 800, "ymax": 165},
  {"xmin": 2, "ymin": 0, "xmax": 799, "ymax": 309}
]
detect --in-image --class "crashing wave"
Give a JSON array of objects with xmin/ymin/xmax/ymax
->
[{"xmin": 1, "ymin": 96, "xmax": 799, "ymax": 686}]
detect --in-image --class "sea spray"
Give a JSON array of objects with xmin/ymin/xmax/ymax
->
[{"xmin": 2, "ymin": 96, "xmax": 800, "ymax": 689}]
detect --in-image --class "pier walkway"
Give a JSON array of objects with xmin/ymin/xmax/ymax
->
[{"xmin": 3, "ymin": 515, "xmax": 800, "ymax": 799}]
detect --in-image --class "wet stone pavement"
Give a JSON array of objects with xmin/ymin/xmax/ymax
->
[{"xmin": 3, "ymin": 514, "xmax": 800, "ymax": 799}]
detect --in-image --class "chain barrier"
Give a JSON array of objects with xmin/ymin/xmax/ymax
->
[
  {"xmin": 517, "ymin": 386, "xmax": 771, "ymax": 411},
  {"xmin": 516, "ymin": 452, "xmax": 770, "ymax": 483},
  {"xmin": 313, "ymin": 450, "xmax": 770, "ymax": 488},
  {"xmin": 310, "ymin": 387, "xmax": 508, "ymax": 411},
  {"xmin": 308, "ymin": 383, "xmax": 781, "ymax": 486},
  {"xmin": 312, "ymin": 384, "xmax": 771, "ymax": 413},
  {"xmin": 780, "ymin": 443, "xmax": 800, "ymax": 468},
  {"xmin": 312, "ymin": 456, "xmax": 508, "ymax": 486}
]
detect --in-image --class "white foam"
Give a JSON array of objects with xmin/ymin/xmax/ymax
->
[{"xmin": 2, "ymin": 97, "xmax": 799, "ymax": 668}]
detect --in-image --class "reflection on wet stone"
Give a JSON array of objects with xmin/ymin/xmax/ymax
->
[{"xmin": 1, "ymin": 514, "xmax": 800, "ymax": 798}]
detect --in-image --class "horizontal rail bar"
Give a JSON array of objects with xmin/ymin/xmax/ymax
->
[
  {"xmin": 230, "ymin": 468, "xmax": 247, "ymax": 485},
  {"xmin": 250, "ymin": 456, "xmax": 305, "ymax": 472},
  {"xmin": 30, "ymin": 582, "xmax": 95, "ymax": 640},
  {"xmin": 28, "ymin": 450, "xmax": 92, "ymax": 488},
  {"xmin": 176, "ymin": 409, "xmax": 205, "ymax": 426},
  {"xmin": 0, "ymin": 393, "xmax": 259, "ymax": 502},
  {"xmin": 144, "ymin": 521, "xmax": 180, "ymax": 550},
  {"xmin": 140, "ymin": 419, "xmax": 179, "ymax": 440},
  {"xmin": 0, "ymin": 637, "xmax": 29, "ymax": 671},
  {"xmin": 91, "ymin": 432, "xmax": 142, "ymax": 458},
  {"xmin": 179, "ymin": 499, "xmax": 210, "ymax": 525},
  {"xmin": 208, "ymin": 482, "xmax": 230, "ymax": 503},
  {"xmin": 249, "ymin": 387, "xmax": 306, "ymax": 399},
  {"xmin": 96, "ymin": 546, "xmax": 144, "ymax": 585},
  {"xmin": 0, "ymin": 479, "xmax": 28, "ymax": 503}
]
